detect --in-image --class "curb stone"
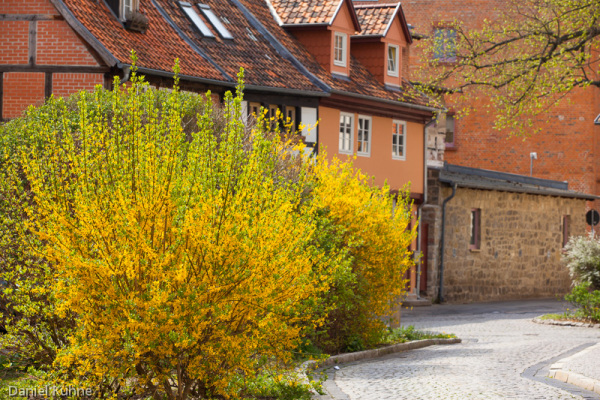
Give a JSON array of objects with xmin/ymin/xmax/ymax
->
[
  {"xmin": 532, "ymin": 316, "xmax": 600, "ymax": 329},
  {"xmin": 299, "ymin": 338, "xmax": 462, "ymax": 399},
  {"xmin": 547, "ymin": 343, "xmax": 600, "ymax": 396}
]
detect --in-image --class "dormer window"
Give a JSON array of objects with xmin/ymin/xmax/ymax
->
[
  {"xmin": 108, "ymin": 0, "xmax": 147, "ymax": 32},
  {"xmin": 387, "ymin": 44, "xmax": 399, "ymax": 77},
  {"xmin": 122, "ymin": 0, "xmax": 135, "ymax": 20},
  {"xmin": 334, "ymin": 32, "xmax": 347, "ymax": 67}
]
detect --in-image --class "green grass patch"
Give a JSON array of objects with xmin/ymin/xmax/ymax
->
[{"xmin": 379, "ymin": 325, "xmax": 456, "ymax": 346}]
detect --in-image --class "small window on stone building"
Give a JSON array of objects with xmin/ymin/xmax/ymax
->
[
  {"xmin": 470, "ymin": 208, "xmax": 481, "ymax": 250},
  {"xmin": 249, "ymin": 102, "xmax": 261, "ymax": 117},
  {"xmin": 562, "ymin": 215, "xmax": 570, "ymax": 248}
]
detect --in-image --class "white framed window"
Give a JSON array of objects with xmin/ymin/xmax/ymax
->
[
  {"xmin": 339, "ymin": 112, "xmax": 354, "ymax": 154},
  {"xmin": 334, "ymin": 32, "xmax": 347, "ymax": 67},
  {"xmin": 392, "ymin": 120, "xmax": 406, "ymax": 160},
  {"xmin": 387, "ymin": 44, "xmax": 399, "ymax": 77},
  {"xmin": 357, "ymin": 116, "xmax": 371, "ymax": 156},
  {"xmin": 122, "ymin": 0, "xmax": 132, "ymax": 16}
]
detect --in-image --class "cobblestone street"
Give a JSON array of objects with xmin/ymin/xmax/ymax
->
[{"xmin": 328, "ymin": 300, "xmax": 600, "ymax": 399}]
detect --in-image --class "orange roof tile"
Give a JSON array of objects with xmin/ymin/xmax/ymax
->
[
  {"xmin": 153, "ymin": 0, "xmax": 322, "ymax": 92},
  {"xmin": 268, "ymin": 0, "xmax": 343, "ymax": 25},
  {"xmin": 354, "ymin": 3, "xmax": 398, "ymax": 37},
  {"xmin": 242, "ymin": 0, "xmax": 432, "ymax": 107},
  {"xmin": 60, "ymin": 0, "xmax": 226, "ymax": 82}
]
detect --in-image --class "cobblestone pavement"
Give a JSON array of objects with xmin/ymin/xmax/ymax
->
[{"xmin": 332, "ymin": 299, "xmax": 600, "ymax": 399}]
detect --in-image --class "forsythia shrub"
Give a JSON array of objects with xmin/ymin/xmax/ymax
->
[
  {"xmin": 12, "ymin": 66, "xmax": 331, "ymax": 399},
  {"xmin": 309, "ymin": 156, "xmax": 416, "ymax": 353},
  {"xmin": 0, "ymin": 59, "xmax": 416, "ymax": 398}
]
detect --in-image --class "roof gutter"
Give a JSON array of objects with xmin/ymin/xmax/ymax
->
[
  {"xmin": 120, "ymin": 64, "xmax": 328, "ymax": 97},
  {"xmin": 330, "ymin": 89, "xmax": 440, "ymax": 113}
]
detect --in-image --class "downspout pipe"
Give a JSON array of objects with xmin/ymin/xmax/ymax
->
[
  {"xmin": 415, "ymin": 118, "xmax": 435, "ymax": 298},
  {"xmin": 438, "ymin": 182, "xmax": 457, "ymax": 303}
]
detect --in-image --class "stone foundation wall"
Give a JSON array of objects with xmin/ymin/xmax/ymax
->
[{"xmin": 423, "ymin": 174, "xmax": 587, "ymax": 302}]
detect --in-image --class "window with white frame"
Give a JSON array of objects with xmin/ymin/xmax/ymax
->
[
  {"xmin": 334, "ymin": 32, "xmax": 347, "ymax": 67},
  {"xmin": 357, "ymin": 116, "xmax": 371, "ymax": 156},
  {"xmin": 339, "ymin": 112, "xmax": 353, "ymax": 154},
  {"xmin": 121, "ymin": 0, "xmax": 139, "ymax": 19},
  {"xmin": 387, "ymin": 44, "xmax": 399, "ymax": 77},
  {"xmin": 392, "ymin": 120, "xmax": 406, "ymax": 160}
]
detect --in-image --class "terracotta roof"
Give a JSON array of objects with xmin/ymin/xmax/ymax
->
[
  {"xmin": 54, "ymin": 0, "xmax": 434, "ymax": 108},
  {"xmin": 153, "ymin": 0, "xmax": 321, "ymax": 92},
  {"xmin": 267, "ymin": 0, "xmax": 342, "ymax": 25},
  {"xmin": 353, "ymin": 3, "xmax": 398, "ymax": 37},
  {"xmin": 242, "ymin": 0, "xmax": 432, "ymax": 107},
  {"xmin": 59, "ymin": 0, "xmax": 226, "ymax": 82}
]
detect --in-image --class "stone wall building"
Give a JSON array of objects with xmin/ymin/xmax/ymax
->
[{"xmin": 422, "ymin": 163, "xmax": 596, "ymax": 303}]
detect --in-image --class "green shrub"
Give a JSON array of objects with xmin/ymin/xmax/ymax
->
[
  {"xmin": 564, "ymin": 282, "xmax": 600, "ymax": 322},
  {"xmin": 563, "ymin": 233, "xmax": 600, "ymax": 289}
]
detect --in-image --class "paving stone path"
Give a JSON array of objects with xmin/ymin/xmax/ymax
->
[{"xmin": 331, "ymin": 300, "xmax": 600, "ymax": 399}]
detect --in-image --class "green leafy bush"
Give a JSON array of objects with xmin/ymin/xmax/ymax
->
[
  {"xmin": 564, "ymin": 282, "xmax": 600, "ymax": 322},
  {"xmin": 563, "ymin": 233, "xmax": 600, "ymax": 290}
]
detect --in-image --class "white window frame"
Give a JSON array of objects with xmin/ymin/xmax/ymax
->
[
  {"xmin": 339, "ymin": 112, "xmax": 354, "ymax": 154},
  {"xmin": 357, "ymin": 115, "xmax": 371, "ymax": 157},
  {"xmin": 392, "ymin": 120, "xmax": 406, "ymax": 160},
  {"xmin": 387, "ymin": 44, "xmax": 399, "ymax": 77},
  {"xmin": 334, "ymin": 32, "xmax": 347, "ymax": 67},
  {"xmin": 121, "ymin": 0, "xmax": 134, "ymax": 19}
]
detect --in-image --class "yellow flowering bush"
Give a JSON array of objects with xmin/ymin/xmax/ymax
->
[
  {"xmin": 0, "ymin": 61, "xmax": 415, "ymax": 398},
  {"xmin": 308, "ymin": 156, "xmax": 416, "ymax": 353},
  {"xmin": 8, "ymin": 65, "xmax": 330, "ymax": 398}
]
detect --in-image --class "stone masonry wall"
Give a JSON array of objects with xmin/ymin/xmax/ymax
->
[
  {"xmin": 422, "ymin": 169, "xmax": 588, "ymax": 303},
  {"xmin": 439, "ymin": 187, "xmax": 586, "ymax": 302}
]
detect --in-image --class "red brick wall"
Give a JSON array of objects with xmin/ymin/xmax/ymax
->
[
  {"xmin": 53, "ymin": 73, "xmax": 105, "ymax": 98},
  {"xmin": 37, "ymin": 21, "xmax": 100, "ymax": 66},
  {"xmin": 400, "ymin": 0, "xmax": 600, "ymax": 204},
  {"xmin": 0, "ymin": 21, "xmax": 29, "ymax": 64},
  {"xmin": 1, "ymin": 0, "xmax": 106, "ymax": 119},
  {"xmin": 0, "ymin": 0, "xmax": 58, "ymax": 14},
  {"xmin": 2, "ymin": 72, "xmax": 46, "ymax": 119}
]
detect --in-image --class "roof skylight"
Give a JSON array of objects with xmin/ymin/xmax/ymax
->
[
  {"xmin": 179, "ymin": 2, "xmax": 215, "ymax": 39},
  {"xmin": 198, "ymin": 4, "xmax": 234, "ymax": 40}
]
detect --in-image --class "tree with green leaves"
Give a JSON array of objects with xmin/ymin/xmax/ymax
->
[{"xmin": 415, "ymin": 0, "xmax": 600, "ymax": 134}]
